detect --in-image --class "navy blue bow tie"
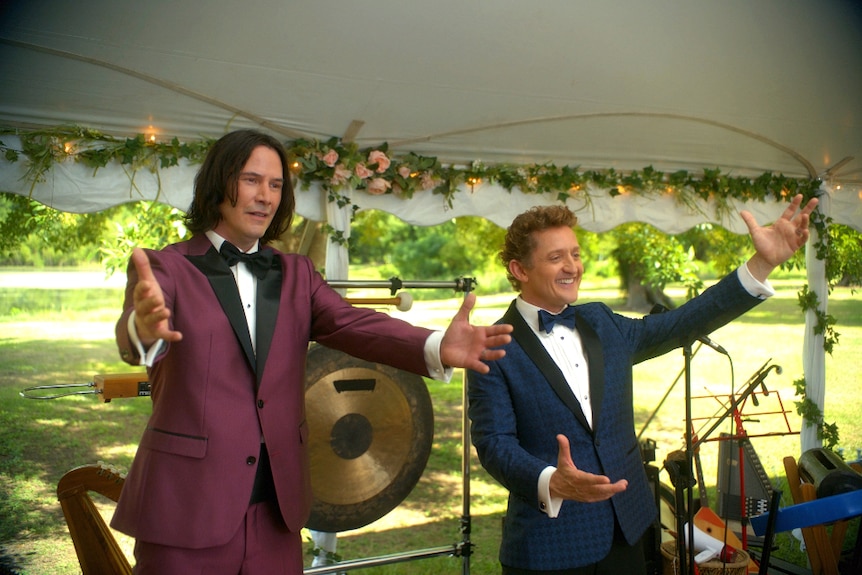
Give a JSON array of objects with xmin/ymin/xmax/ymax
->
[
  {"xmin": 219, "ymin": 242, "xmax": 273, "ymax": 280},
  {"xmin": 538, "ymin": 307, "xmax": 576, "ymax": 333}
]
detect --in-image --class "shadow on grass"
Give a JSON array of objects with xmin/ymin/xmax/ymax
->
[
  {"xmin": 327, "ymin": 511, "xmax": 505, "ymax": 574},
  {"xmin": 0, "ymin": 337, "xmax": 147, "ymax": 544}
]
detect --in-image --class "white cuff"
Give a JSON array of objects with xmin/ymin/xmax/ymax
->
[
  {"xmin": 424, "ymin": 331, "xmax": 453, "ymax": 382},
  {"xmin": 128, "ymin": 311, "xmax": 165, "ymax": 367},
  {"xmin": 538, "ymin": 466, "xmax": 563, "ymax": 518},
  {"xmin": 738, "ymin": 263, "xmax": 775, "ymax": 300}
]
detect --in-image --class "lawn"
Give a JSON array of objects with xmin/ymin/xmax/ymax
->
[{"xmin": 0, "ymin": 269, "xmax": 859, "ymax": 574}]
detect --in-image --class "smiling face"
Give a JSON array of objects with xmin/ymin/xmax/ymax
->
[
  {"xmin": 212, "ymin": 145, "xmax": 284, "ymax": 251},
  {"xmin": 509, "ymin": 225, "xmax": 584, "ymax": 311}
]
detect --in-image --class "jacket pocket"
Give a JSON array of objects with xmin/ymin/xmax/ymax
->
[{"xmin": 140, "ymin": 426, "xmax": 208, "ymax": 459}]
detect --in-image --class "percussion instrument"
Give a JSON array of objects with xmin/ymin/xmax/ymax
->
[{"xmin": 304, "ymin": 344, "xmax": 434, "ymax": 532}]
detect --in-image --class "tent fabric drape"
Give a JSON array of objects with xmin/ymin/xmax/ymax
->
[{"xmin": 801, "ymin": 185, "xmax": 831, "ymax": 453}]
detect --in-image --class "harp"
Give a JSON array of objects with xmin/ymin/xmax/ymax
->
[{"xmin": 57, "ymin": 463, "xmax": 132, "ymax": 575}]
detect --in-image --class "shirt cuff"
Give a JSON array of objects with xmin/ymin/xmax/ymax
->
[
  {"xmin": 538, "ymin": 466, "xmax": 563, "ymax": 518},
  {"xmin": 128, "ymin": 311, "xmax": 165, "ymax": 367},
  {"xmin": 738, "ymin": 263, "xmax": 775, "ymax": 299},
  {"xmin": 424, "ymin": 331, "xmax": 453, "ymax": 382}
]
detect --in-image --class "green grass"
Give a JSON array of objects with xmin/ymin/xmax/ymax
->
[{"xmin": 0, "ymin": 269, "xmax": 860, "ymax": 574}]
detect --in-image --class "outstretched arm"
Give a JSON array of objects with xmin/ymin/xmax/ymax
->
[
  {"xmin": 130, "ymin": 248, "xmax": 183, "ymax": 346},
  {"xmin": 742, "ymin": 194, "xmax": 819, "ymax": 282},
  {"xmin": 439, "ymin": 292, "xmax": 512, "ymax": 374}
]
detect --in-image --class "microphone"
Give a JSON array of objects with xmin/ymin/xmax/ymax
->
[{"xmin": 649, "ymin": 304, "xmax": 729, "ymax": 356}]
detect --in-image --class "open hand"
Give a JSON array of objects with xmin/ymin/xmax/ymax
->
[
  {"xmin": 549, "ymin": 434, "xmax": 628, "ymax": 502},
  {"xmin": 741, "ymin": 194, "xmax": 819, "ymax": 281},
  {"xmin": 131, "ymin": 248, "xmax": 182, "ymax": 345},
  {"xmin": 440, "ymin": 292, "xmax": 512, "ymax": 374}
]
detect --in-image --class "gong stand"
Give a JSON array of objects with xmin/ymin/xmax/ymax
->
[{"xmin": 305, "ymin": 277, "xmax": 477, "ymax": 575}]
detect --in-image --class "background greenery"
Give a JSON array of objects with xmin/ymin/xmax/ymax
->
[{"xmin": 0, "ymin": 266, "xmax": 860, "ymax": 574}]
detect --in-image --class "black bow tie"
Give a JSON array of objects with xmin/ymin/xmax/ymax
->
[
  {"xmin": 219, "ymin": 241, "xmax": 274, "ymax": 280},
  {"xmin": 538, "ymin": 306, "xmax": 576, "ymax": 333}
]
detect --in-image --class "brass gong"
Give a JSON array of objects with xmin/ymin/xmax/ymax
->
[{"xmin": 304, "ymin": 344, "xmax": 434, "ymax": 532}]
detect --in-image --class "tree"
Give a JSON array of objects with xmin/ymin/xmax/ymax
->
[{"xmin": 610, "ymin": 222, "xmax": 704, "ymax": 311}]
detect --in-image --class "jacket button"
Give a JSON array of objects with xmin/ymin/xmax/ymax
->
[
  {"xmin": 246, "ymin": 456, "xmax": 256, "ymax": 465},
  {"xmin": 258, "ymin": 399, "xmax": 264, "ymax": 408}
]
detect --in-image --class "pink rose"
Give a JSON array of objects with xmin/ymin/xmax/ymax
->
[
  {"xmin": 368, "ymin": 150, "xmax": 391, "ymax": 173},
  {"xmin": 354, "ymin": 163, "xmax": 373, "ymax": 179},
  {"xmin": 330, "ymin": 164, "xmax": 351, "ymax": 186},
  {"xmin": 321, "ymin": 149, "xmax": 339, "ymax": 168},
  {"xmin": 366, "ymin": 177, "xmax": 392, "ymax": 195},
  {"xmin": 397, "ymin": 165, "xmax": 412, "ymax": 179},
  {"xmin": 420, "ymin": 172, "xmax": 439, "ymax": 190}
]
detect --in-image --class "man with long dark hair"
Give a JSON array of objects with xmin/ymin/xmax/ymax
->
[{"xmin": 112, "ymin": 129, "xmax": 512, "ymax": 574}]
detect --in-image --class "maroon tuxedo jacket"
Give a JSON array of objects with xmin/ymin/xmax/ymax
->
[{"xmin": 111, "ymin": 234, "xmax": 432, "ymax": 549}]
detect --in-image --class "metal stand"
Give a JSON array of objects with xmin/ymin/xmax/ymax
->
[{"xmin": 663, "ymin": 343, "xmax": 697, "ymax": 575}]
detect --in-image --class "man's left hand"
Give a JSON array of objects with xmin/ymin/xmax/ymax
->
[{"xmin": 440, "ymin": 292, "xmax": 512, "ymax": 374}]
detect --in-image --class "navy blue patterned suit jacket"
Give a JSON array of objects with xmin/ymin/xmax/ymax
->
[{"xmin": 467, "ymin": 271, "xmax": 762, "ymax": 570}]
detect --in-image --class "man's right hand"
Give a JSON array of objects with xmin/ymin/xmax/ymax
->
[
  {"xmin": 549, "ymin": 434, "xmax": 628, "ymax": 503},
  {"xmin": 131, "ymin": 248, "xmax": 182, "ymax": 346}
]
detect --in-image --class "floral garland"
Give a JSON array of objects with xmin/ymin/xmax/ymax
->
[{"xmin": 1, "ymin": 125, "xmax": 822, "ymax": 216}]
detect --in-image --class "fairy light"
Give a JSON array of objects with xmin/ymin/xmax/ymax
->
[{"xmin": 145, "ymin": 125, "xmax": 158, "ymax": 144}]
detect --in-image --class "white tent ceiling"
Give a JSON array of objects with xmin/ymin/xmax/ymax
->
[{"xmin": 1, "ymin": 0, "xmax": 861, "ymax": 230}]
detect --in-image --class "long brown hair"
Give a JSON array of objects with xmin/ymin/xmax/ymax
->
[{"xmin": 184, "ymin": 130, "xmax": 295, "ymax": 244}]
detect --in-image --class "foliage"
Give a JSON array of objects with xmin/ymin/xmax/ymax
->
[
  {"xmin": 1, "ymin": 125, "xmax": 823, "ymax": 221},
  {"xmin": 612, "ymin": 222, "xmax": 704, "ymax": 300},
  {"xmin": 793, "ymin": 377, "xmax": 840, "ymax": 450},
  {"xmin": 98, "ymin": 201, "xmax": 187, "ymax": 276},
  {"xmin": 0, "ymin": 192, "xmax": 110, "ymax": 265},
  {"xmin": 825, "ymin": 223, "xmax": 862, "ymax": 288}
]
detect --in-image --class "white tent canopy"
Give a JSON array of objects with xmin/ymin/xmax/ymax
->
[{"xmin": 2, "ymin": 0, "xmax": 861, "ymax": 452}]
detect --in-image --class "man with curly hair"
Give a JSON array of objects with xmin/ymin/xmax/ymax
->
[{"xmin": 468, "ymin": 196, "xmax": 817, "ymax": 574}]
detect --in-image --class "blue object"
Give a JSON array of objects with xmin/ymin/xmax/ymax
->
[{"xmin": 750, "ymin": 489, "xmax": 862, "ymax": 535}]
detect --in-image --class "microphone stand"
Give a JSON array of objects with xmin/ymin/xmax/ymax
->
[{"xmin": 663, "ymin": 341, "xmax": 697, "ymax": 575}]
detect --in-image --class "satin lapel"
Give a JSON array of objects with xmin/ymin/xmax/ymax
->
[
  {"xmin": 186, "ymin": 247, "xmax": 257, "ymax": 371},
  {"xmin": 575, "ymin": 312, "xmax": 605, "ymax": 433},
  {"xmin": 503, "ymin": 303, "xmax": 591, "ymax": 432},
  {"xmin": 254, "ymin": 253, "xmax": 282, "ymax": 383}
]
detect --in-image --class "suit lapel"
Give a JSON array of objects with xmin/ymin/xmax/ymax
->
[
  {"xmin": 575, "ymin": 312, "xmax": 605, "ymax": 433},
  {"xmin": 253, "ymin": 252, "xmax": 282, "ymax": 382},
  {"xmin": 503, "ymin": 303, "xmax": 592, "ymax": 432},
  {"xmin": 186, "ymin": 245, "xmax": 257, "ymax": 372}
]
